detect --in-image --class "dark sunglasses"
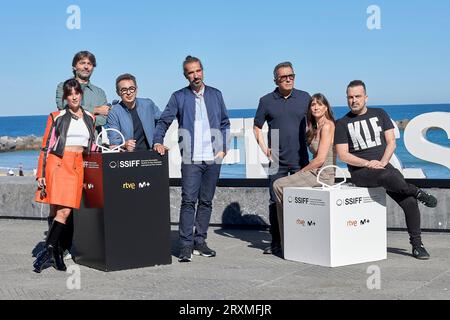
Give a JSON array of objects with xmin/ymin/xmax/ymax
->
[{"xmin": 277, "ymin": 74, "xmax": 295, "ymax": 82}]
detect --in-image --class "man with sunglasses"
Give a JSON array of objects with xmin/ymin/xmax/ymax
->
[
  {"xmin": 254, "ymin": 61, "xmax": 311, "ymax": 256},
  {"xmin": 107, "ymin": 73, "xmax": 161, "ymax": 151}
]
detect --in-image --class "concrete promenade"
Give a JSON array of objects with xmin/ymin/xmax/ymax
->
[
  {"xmin": 1, "ymin": 219, "xmax": 449, "ymax": 300},
  {"xmin": 1, "ymin": 177, "xmax": 449, "ymax": 230}
]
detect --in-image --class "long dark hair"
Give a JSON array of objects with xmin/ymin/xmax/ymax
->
[
  {"xmin": 62, "ymin": 78, "xmax": 83, "ymax": 108},
  {"xmin": 306, "ymin": 93, "xmax": 335, "ymax": 145}
]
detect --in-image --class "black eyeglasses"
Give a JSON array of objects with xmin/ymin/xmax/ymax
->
[
  {"xmin": 277, "ymin": 74, "xmax": 296, "ymax": 82},
  {"xmin": 119, "ymin": 86, "xmax": 136, "ymax": 95}
]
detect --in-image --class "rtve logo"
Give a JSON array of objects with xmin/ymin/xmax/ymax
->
[
  {"xmin": 122, "ymin": 182, "xmax": 136, "ymax": 190},
  {"xmin": 347, "ymin": 219, "xmax": 371, "ymax": 227},
  {"xmin": 337, "ymin": 197, "xmax": 363, "ymax": 206},
  {"xmin": 122, "ymin": 181, "xmax": 151, "ymax": 190},
  {"xmin": 296, "ymin": 219, "xmax": 316, "ymax": 227}
]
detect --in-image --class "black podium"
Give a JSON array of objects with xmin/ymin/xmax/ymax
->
[{"xmin": 73, "ymin": 150, "xmax": 172, "ymax": 271}]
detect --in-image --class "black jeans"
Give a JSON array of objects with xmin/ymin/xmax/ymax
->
[
  {"xmin": 350, "ymin": 163, "xmax": 422, "ymax": 246},
  {"xmin": 268, "ymin": 165, "xmax": 300, "ymax": 245}
]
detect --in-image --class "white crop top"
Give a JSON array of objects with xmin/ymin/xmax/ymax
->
[{"xmin": 66, "ymin": 117, "xmax": 90, "ymax": 147}]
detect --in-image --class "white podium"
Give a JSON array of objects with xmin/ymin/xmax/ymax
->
[{"xmin": 283, "ymin": 182, "xmax": 387, "ymax": 267}]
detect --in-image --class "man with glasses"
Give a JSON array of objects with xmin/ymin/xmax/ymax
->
[
  {"xmin": 56, "ymin": 51, "xmax": 110, "ymax": 133},
  {"xmin": 107, "ymin": 73, "xmax": 161, "ymax": 151},
  {"xmin": 254, "ymin": 61, "xmax": 311, "ymax": 256}
]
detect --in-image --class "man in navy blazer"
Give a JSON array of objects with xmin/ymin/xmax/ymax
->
[
  {"xmin": 107, "ymin": 73, "xmax": 161, "ymax": 151},
  {"xmin": 154, "ymin": 56, "xmax": 230, "ymax": 262}
]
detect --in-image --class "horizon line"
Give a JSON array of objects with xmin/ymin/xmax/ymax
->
[{"xmin": 0, "ymin": 102, "xmax": 449, "ymax": 118}]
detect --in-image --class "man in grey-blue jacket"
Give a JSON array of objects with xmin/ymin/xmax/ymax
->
[
  {"xmin": 107, "ymin": 73, "xmax": 161, "ymax": 151},
  {"xmin": 154, "ymin": 56, "xmax": 230, "ymax": 263}
]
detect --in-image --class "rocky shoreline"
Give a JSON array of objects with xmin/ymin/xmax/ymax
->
[{"xmin": 0, "ymin": 135, "xmax": 42, "ymax": 152}]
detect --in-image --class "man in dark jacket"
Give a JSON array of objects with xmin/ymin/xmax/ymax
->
[{"xmin": 154, "ymin": 56, "xmax": 230, "ymax": 263}]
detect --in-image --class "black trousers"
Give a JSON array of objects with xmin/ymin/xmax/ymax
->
[
  {"xmin": 350, "ymin": 164, "xmax": 422, "ymax": 246},
  {"xmin": 268, "ymin": 165, "xmax": 300, "ymax": 245}
]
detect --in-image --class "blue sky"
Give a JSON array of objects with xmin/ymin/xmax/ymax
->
[{"xmin": 1, "ymin": 0, "xmax": 449, "ymax": 116}]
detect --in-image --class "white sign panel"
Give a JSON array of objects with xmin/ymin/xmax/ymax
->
[{"xmin": 284, "ymin": 186, "xmax": 387, "ymax": 267}]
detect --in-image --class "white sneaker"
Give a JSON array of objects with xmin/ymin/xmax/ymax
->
[{"xmin": 63, "ymin": 250, "xmax": 72, "ymax": 260}]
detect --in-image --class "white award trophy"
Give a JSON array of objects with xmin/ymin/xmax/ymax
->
[{"xmin": 96, "ymin": 128, "xmax": 125, "ymax": 153}]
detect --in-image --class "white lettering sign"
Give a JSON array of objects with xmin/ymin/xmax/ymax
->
[{"xmin": 404, "ymin": 112, "xmax": 450, "ymax": 170}]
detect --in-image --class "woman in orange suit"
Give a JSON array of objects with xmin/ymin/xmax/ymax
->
[{"xmin": 34, "ymin": 79, "xmax": 96, "ymax": 273}]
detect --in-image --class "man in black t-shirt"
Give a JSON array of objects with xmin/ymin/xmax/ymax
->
[
  {"xmin": 254, "ymin": 62, "xmax": 311, "ymax": 255},
  {"xmin": 334, "ymin": 80, "xmax": 437, "ymax": 260}
]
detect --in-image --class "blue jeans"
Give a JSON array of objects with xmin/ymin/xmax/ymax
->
[{"xmin": 179, "ymin": 162, "xmax": 221, "ymax": 248}]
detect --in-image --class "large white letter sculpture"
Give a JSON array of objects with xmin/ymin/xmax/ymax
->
[{"xmin": 404, "ymin": 112, "xmax": 450, "ymax": 170}]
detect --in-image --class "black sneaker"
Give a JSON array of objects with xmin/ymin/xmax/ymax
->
[
  {"xmin": 416, "ymin": 189, "xmax": 437, "ymax": 208},
  {"xmin": 193, "ymin": 242, "xmax": 216, "ymax": 257},
  {"xmin": 178, "ymin": 246, "xmax": 192, "ymax": 262},
  {"xmin": 263, "ymin": 242, "xmax": 282, "ymax": 255},
  {"xmin": 412, "ymin": 245, "xmax": 430, "ymax": 260}
]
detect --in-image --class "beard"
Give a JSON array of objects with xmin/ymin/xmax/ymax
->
[
  {"xmin": 76, "ymin": 70, "xmax": 92, "ymax": 81},
  {"xmin": 191, "ymin": 79, "xmax": 203, "ymax": 89}
]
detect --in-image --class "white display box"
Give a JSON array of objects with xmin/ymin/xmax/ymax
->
[{"xmin": 283, "ymin": 186, "xmax": 387, "ymax": 267}]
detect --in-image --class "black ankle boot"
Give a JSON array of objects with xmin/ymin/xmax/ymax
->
[
  {"xmin": 33, "ymin": 246, "xmax": 54, "ymax": 273},
  {"xmin": 52, "ymin": 244, "xmax": 67, "ymax": 271},
  {"xmin": 33, "ymin": 220, "xmax": 66, "ymax": 273}
]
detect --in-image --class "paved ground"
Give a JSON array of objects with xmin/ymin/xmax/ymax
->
[{"xmin": 0, "ymin": 219, "xmax": 449, "ymax": 300}]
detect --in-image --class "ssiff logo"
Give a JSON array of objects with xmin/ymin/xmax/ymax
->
[
  {"xmin": 110, "ymin": 160, "xmax": 141, "ymax": 169},
  {"xmin": 337, "ymin": 197, "xmax": 363, "ymax": 206},
  {"xmin": 119, "ymin": 160, "xmax": 140, "ymax": 168},
  {"xmin": 109, "ymin": 161, "xmax": 117, "ymax": 169},
  {"xmin": 287, "ymin": 196, "xmax": 310, "ymax": 204}
]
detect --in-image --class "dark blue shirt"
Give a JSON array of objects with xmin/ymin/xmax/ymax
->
[
  {"xmin": 254, "ymin": 88, "xmax": 311, "ymax": 167},
  {"xmin": 129, "ymin": 105, "xmax": 150, "ymax": 151}
]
